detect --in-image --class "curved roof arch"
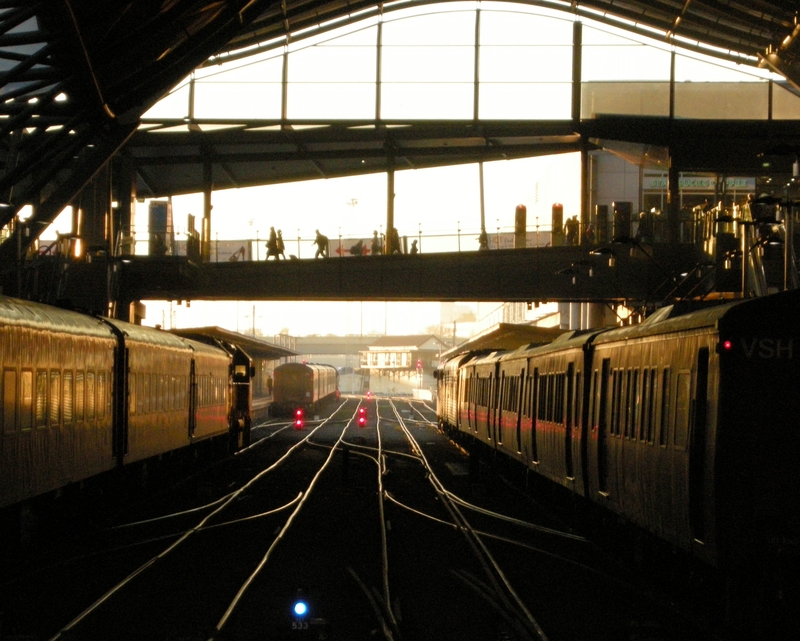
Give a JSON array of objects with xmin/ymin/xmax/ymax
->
[{"xmin": 0, "ymin": 0, "xmax": 797, "ymax": 262}]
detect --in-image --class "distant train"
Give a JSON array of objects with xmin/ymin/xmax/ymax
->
[
  {"xmin": 436, "ymin": 289, "xmax": 800, "ymax": 577},
  {"xmin": 0, "ymin": 295, "xmax": 251, "ymax": 513},
  {"xmin": 271, "ymin": 362, "xmax": 339, "ymax": 416}
]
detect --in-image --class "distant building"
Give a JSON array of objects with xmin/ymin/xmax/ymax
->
[
  {"xmin": 359, "ymin": 335, "xmax": 449, "ymax": 398},
  {"xmin": 294, "ymin": 335, "xmax": 377, "ymax": 394}
]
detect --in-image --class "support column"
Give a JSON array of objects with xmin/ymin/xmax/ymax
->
[
  {"xmin": 201, "ymin": 160, "xmax": 212, "ymax": 262},
  {"xmin": 113, "ymin": 154, "xmax": 136, "ymax": 256},
  {"xmin": 386, "ymin": 159, "xmax": 396, "ymax": 254},
  {"xmin": 79, "ymin": 162, "xmax": 111, "ymax": 252},
  {"xmin": 587, "ymin": 302, "xmax": 607, "ymax": 328},
  {"xmin": 569, "ymin": 302, "xmax": 581, "ymax": 330},
  {"xmin": 559, "ymin": 302, "xmax": 570, "ymax": 329}
]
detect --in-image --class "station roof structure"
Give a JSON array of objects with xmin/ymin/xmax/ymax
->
[{"xmin": 1, "ymin": 1, "xmax": 799, "ymax": 257}]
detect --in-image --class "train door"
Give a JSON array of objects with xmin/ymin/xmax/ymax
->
[
  {"xmin": 188, "ymin": 359, "xmax": 197, "ymax": 438},
  {"xmin": 689, "ymin": 347, "xmax": 709, "ymax": 543},
  {"xmin": 516, "ymin": 369, "xmax": 525, "ymax": 454},
  {"xmin": 598, "ymin": 358, "xmax": 611, "ymax": 494},
  {"xmin": 492, "ymin": 371, "xmax": 502, "ymax": 444},
  {"xmin": 530, "ymin": 368, "xmax": 539, "ymax": 463},
  {"xmin": 565, "ymin": 362, "xmax": 575, "ymax": 478}
]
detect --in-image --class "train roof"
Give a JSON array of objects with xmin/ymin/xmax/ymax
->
[
  {"xmin": 275, "ymin": 361, "xmax": 338, "ymax": 372},
  {"xmin": 103, "ymin": 317, "xmax": 194, "ymax": 351},
  {"xmin": 0, "ymin": 296, "xmax": 114, "ymax": 339},
  {"xmin": 594, "ymin": 289, "xmax": 800, "ymax": 345}
]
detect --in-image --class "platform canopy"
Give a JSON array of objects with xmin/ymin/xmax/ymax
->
[{"xmin": 170, "ymin": 327, "xmax": 296, "ymax": 360}]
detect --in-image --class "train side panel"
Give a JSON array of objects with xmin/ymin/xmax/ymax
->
[
  {"xmin": 0, "ymin": 299, "xmax": 116, "ymax": 509},
  {"xmin": 110, "ymin": 323, "xmax": 195, "ymax": 464},
  {"xmin": 190, "ymin": 340, "xmax": 232, "ymax": 441},
  {"xmin": 523, "ymin": 345, "xmax": 588, "ymax": 494},
  {"xmin": 586, "ymin": 323, "xmax": 719, "ymax": 562}
]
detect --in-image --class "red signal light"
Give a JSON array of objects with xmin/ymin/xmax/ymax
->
[
  {"xmin": 294, "ymin": 408, "xmax": 305, "ymax": 429},
  {"xmin": 723, "ymin": 340, "xmax": 733, "ymax": 350},
  {"xmin": 358, "ymin": 406, "xmax": 367, "ymax": 427}
]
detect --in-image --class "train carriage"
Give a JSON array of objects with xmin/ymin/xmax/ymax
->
[
  {"xmin": 1, "ymin": 295, "xmax": 241, "ymax": 517},
  {"xmin": 0, "ymin": 298, "xmax": 117, "ymax": 509},
  {"xmin": 437, "ymin": 288, "xmax": 800, "ymax": 575},
  {"xmin": 515, "ymin": 331, "xmax": 595, "ymax": 493},
  {"xmin": 272, "ymin": 362, "xmax": 338, "ymax": 415}
]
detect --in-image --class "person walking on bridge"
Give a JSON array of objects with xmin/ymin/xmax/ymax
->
[{"xmin": 313, "ymin": 229, "xmax": 329, "ymax": 258}]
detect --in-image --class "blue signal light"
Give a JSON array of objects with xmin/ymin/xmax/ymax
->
[{"xmin": 293, "ymin": 600, "xmax": 309, "ymax": 617}]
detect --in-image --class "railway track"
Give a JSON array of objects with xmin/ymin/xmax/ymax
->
[{"xmin": 0, "ymin": 396, "xmax": 719, "ymax": 640}]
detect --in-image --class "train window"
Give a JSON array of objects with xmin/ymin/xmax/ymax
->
[
  {"xmin": 49, "ymin": 371, "xmax": 60, "ymax": 426},
  {"xmin": 537, "ymin": 374, "xmax": 547, "ymax": 421},
  {"xmin": 626, "ymin": 369, "xmax": 638, "ymax": 439},
  {"xmin": 551, "ymin": 373, "xmax": 560, "ymax": 424},
  {"xmin": 76, "ymin": 371, "xmax": 85, "ymax": 421},
  {"xmin": 647, "ymin": 369, "xmax": 657, "ymax": 443},
  {"xmin": 611, "ymin": 369, "xmax": 622, "ymax": 437},
  {"xmin": 639, "ymin": 369, "xmax": 650, "ymax": 441},
  {"xmin": 590, "ymin": 370, "xmax": 598, "ymax": 428},
  {"xmin": 3, "ymin": 369, "xmax": 17, "ymax": 434},
  {"xmin": 143, "ymin": 374, "xmax": 151, "ymax": 414},
  {"xmin": 63, "ymin": 371, "xmax": 74, "ymax": 424},
  {"xmin": 674, "ymin": 371, "xmax": 691, "ymax": 451},
  {"xmin": 98, "ymin": 372, "xmax": 106, "ymax": 418},
  {"xmin": 659, "ymin": 368, "xmax": 671, "ymax": 447},
  {"xmin": 129, "ymin": 372, "xmax": 136, "ymax": 415},
  {"xmin": 86, "ymin": 372, "xmax": 96, "ymax": 419},
  {"xmin": 20, "ymin": 370, "xmax": 32, "ymax": 431}
]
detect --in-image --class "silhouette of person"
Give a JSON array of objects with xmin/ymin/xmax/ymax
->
[
  {"xmin": 371, "ymin": 230, "xmax": 382, "ymax": 255},
  {"xmin": 565, "ymin": 215, "xmax": 579, "ymax": 246},
  {"xmin": 276, "ymin": 229, "xmax": 286, "ymax": 259},
  {"xmin": 389, "ymin": 227, "xmax": 401, "ymax": 254},
  {"xmin": 266, "ymin": 226, "xmax": 279, "ymax": 259},
  {"xmin": 410, "ymin": 239, "xmax": 418, "ymax": 255},
  {"xmin": 478, "ymin": 229, "xmax": 489, "ymax": 251},
  {"xmin": 313, "ymin": 229, "xmax": 329, "ymax": 258}
]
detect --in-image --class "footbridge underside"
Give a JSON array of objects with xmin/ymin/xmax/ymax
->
[{"xmin": 47, "ymin": 244, "xmax": 712, "ymax": 319}]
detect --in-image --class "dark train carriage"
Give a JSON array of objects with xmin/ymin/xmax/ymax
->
[
  {"xmin": 713, "ymin": 289, "xmax": 800, "ymax": 571},
  {"xmin": 0, "ymin": 296, "xmax": 117, "ymax": 509},
  {"xmin": 272, "ymin": 362, "xmax": 338, "ymax": 415}
]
